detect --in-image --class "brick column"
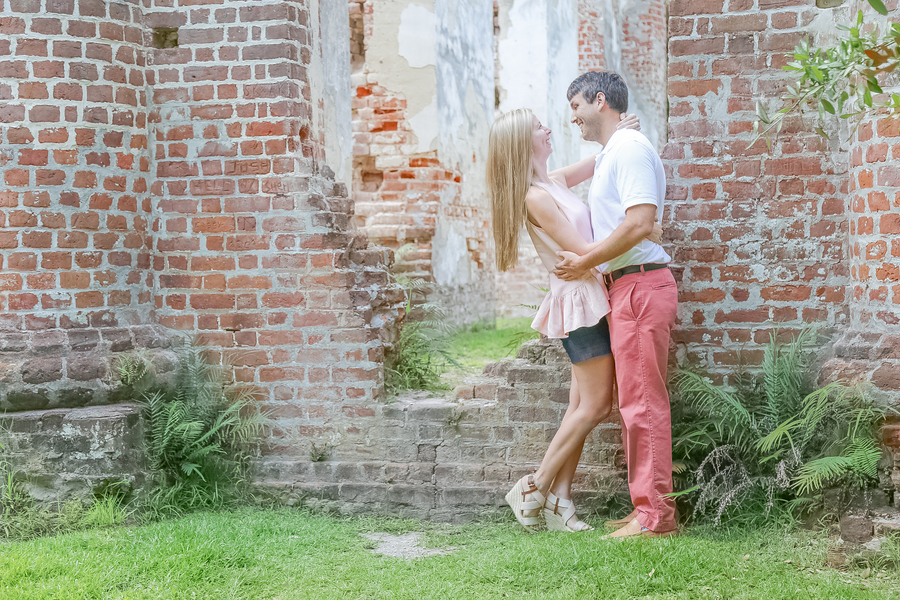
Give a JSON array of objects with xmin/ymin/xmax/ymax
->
[
  {"xmin": 144, "ymin": 0, "xmax": 400, "ymax": 461},
  {"xmin": 819, "ymin": 0, "xmax": 900, "ymax": 495},
  {"xmin": 1, "ymin": 0, "xmax": 156, "ymax": 411}
]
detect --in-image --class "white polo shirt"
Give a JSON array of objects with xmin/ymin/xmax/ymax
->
[{"xmin": 588, "ymin": 129, "xmax": 670, "ymax": 273}]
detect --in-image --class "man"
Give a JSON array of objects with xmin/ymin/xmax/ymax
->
[{"xmin": 554, "ymin": 71, "xmax": 678, "ymax": 538}]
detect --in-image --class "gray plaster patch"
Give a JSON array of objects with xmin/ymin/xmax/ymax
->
[
  {"xmin": 362, "ymin": 532, "xmax": 456, "ymax": 560},
  {"xmin": 863, "ymin": 537, "xmax": 883, "ymax": 552}
]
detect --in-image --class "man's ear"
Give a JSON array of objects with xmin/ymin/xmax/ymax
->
[{"xmin": 595, "ymin": 92, "xmax": 606, "ymax": 112}]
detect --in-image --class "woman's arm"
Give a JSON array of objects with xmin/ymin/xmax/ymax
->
[
  {"xmin": 548, "ymin": 154, "xmax": 598, "ymax": 190},
  {"xmin": 527, "ymin": 188, "xmax": 664, "ymax": 259},
  {"xmin": 525, "ymin": 188, "xmax": 599, "ymax": 256}
]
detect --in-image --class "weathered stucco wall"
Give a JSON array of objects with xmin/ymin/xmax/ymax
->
[
  {"xmin": 351, "ymin": 0, "xmax": 496, "ymax": 326},
  {"xmin": 318, "ymin": 0, "xmax": 354, "ymax": 186}
]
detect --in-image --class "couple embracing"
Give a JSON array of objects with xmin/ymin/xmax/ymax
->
[{"xmin": 487, "ymin": 71, "xmax": 678, "ymax": 539}]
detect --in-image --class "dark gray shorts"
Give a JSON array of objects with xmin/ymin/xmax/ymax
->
[{"xmin": 561, "ymin": 317, "xmax": 612, "ymax": 364}]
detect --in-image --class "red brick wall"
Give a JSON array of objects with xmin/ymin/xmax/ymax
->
[
  {"xmin": 0, "ymin": 0, "xmax": 155, "ymax": 410},
  {"xmin": 0, "ymin": 1, "xmax": 399, "ymax": 443},
  {"xmin": 820, "ymin": 1, "xmax": 900, "ymax": 406},
  {"xmin": 664, "ymin": 0, "xmax": 850, "ymax": 377},
  {"xmin": 847, "ymin": 106, "xmax": 900, "ymax": 332}
]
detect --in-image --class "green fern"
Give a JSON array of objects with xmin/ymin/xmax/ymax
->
[
  {"xmin": 794, "ymin": 437, "xmax": 882, "ymax": 495},
  {"xmin": 672, "ymin": 328, "xmax": 892, "ymax": 525},
  {"xmin": 115, "ymin": 350, "xmax": 155, "ymax": 392},
  {"xmin": 760, "ymin": 328, "xmax": 815, "ymax": 429},
  {"xmin": 671, "ymin": 370, "xmax": 758, "ymax": 455},
  {"xmin": 141, "ymin": 339, "xmax": 269, "ymax": 517},
  {"xmin": 385, "ymin": 276, "xmax": 458, "ymax": 394}
]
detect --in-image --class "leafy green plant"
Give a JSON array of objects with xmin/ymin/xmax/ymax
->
[
  {"xmin": 753, "ymin": 1, "xmax": 899, "ymax": 144},
  {"xmin": 671, "ymin": 329, "xmax": 892, "ymax": 526},
  {"xmin": 116, "ymin": 350, "xmax": 154, "ymax": 388},
  {"xmin": 309, "ymin": 442, "xmax": 332, "ymax": 462},
  {"xmin": 136, "ymin": 339, "xmax": 269, "ymax": 518},
  {"xmin": 385, "ymin": 276, "xmax": 457, "ymax": 394}
]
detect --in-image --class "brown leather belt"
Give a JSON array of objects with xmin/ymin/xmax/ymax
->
[{"xmin": 603, "ymin": 263, "xmax": 668, "ymax": 287}]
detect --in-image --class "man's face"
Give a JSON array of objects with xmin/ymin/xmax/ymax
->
[{"xmin": 569, "ymin": 91, "xmax": 603, "ymax": 142}]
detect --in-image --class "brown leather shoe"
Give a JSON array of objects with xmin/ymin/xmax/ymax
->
[
  {"xmin": 600, "ymin": 518, "xmax": 679, "ymax": 540},
  {"xmin": 604, "ymin": 509, "xmax": 638, "ymax": 528},
  {"xmin": 604, "ymin": 506, "xmax": 680, "ymax": 529}
]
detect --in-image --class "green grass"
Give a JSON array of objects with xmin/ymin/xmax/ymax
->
[
  {"xmin": 2, "ymin": 508, "xmax": 898, "ymax": 599},
  {"xmin": 448, "ymin": 317, "xmax": 539, "ymax": 372}
]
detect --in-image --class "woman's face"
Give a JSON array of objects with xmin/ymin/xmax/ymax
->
[{"xmin": 531, "ymin": 115, "xmax": 552, "ymax": 161}]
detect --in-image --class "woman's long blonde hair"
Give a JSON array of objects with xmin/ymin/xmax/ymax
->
[{"xmin": 486, "ymin": 108, "xmax": 534, "ymax": 272}]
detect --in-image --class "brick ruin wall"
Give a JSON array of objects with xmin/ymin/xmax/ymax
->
[
  {"xmin": 664, "ymin": 0, "xmax": 899, "ymax": 395},
  {"xmin": 665, "ymin": 0, "xmax": 900, "ymax": 488},
  {"xmin": 1, "ymin": 0, "xmax": 899, "ymax": 514},
  {"xmin": 665, "ymin": 0, "xmax": 851, "ymax": 368},
  {"xmin": 0, "ymin": 0, "xmax": 402, "ymax": 489}
]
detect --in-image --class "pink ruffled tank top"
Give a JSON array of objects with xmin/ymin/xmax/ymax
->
[{"xmin": 525, "ymin": 180, "xmax": 610, "ymax": 339}]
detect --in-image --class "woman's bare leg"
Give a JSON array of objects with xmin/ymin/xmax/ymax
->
[
  {"xmin": 549, "ymin": 369, "xmax": 586, "ymax": 500},
  {"xmin": 531, "ymin": 354, "xmax": 614, "ymax": 498}
]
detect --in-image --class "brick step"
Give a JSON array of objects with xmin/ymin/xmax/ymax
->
[
  {"xmin": 255, "ymin": 338, "xmax": 624, "ymax": 519},
  {"xmin": 257, "ymin": 458, "xmax": 614, "ymax": 488},
  {"xmin": 0, "ymin": 404, "xmax": 147, "ymax": 503}
]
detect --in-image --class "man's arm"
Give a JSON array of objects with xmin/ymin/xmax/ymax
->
[
  {"xmin": 553, "ymin": 204, "xmax": 656, "ymax": 280},
  {"xmin": 553, "ymin": 139, "xmax": 662, "ymax": 281}
]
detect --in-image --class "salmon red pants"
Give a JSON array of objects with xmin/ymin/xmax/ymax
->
[{"xmin": 607, "ymin": 266, "xmax": 678, "ymax": 532}]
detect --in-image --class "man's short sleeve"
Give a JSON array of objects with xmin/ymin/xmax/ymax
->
[{"xmin": 613, "ymin": 140, "xmax": 660, "ymax": 212}]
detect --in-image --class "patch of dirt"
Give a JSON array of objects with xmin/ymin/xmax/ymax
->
[{"xmin": 361, "ymin": 532, "xmax": 456, "ymax": 560}]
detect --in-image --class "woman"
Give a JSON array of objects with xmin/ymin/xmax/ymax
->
[{"xmin": 486, "ymin": 108, "xmax": 660, "ymax": 532}]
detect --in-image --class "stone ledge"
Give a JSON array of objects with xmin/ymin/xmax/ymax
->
[{"xmin": 0, "ymin": 403, "xmax": 147, "ymax": 503}]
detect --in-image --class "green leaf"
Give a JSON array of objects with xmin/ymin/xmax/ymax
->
[
  {"xmin": 864, "ymin": 88, "xmax": 873, "ymax": 107},
  {"xmin": 663, "ymin": 485, "xmax": 699, "ymax": 498},
  {"xmin": 821, "ymin": 99, "xmax": 836, "ymax": 114},
  {"xmin": 866, "ymin": 0, "xmax": 888, "ymax": 15},
  {"xmin": 867, "ymin": 77, "xmax": 883, "ymax": 94}
]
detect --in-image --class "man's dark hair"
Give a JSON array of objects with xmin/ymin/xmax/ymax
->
[{"xmin": 567, "ymin": 71, "xmax": 628, "ymax": 113}]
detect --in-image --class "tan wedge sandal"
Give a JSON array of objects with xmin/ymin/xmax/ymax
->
[
  {"xmin": 505, "ymin": 475, "xmax": 546, "ymax": 532},
  {"xmin": 543, "ymin": 493, "xmax": 593, "ymax": 532}
]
